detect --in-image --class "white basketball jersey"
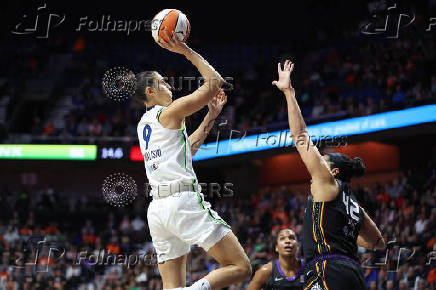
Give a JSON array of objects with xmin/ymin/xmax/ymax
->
[{"xmin": 137, "ymin": 105, "xmax": 198, "ymax": 196}]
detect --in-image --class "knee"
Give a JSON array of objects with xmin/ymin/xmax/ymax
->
[
  {"xmin": 245, "ymin": 262, "xmax": 253, "ymax": 279},
  {"xmin": 237, "ymin": 258, "xmax": 252, "ymax": 280}
]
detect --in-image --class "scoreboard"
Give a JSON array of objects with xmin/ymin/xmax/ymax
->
[
  {"xmin": 98, "ymin": 145, "xmax": 142, "ymax": 161},
  {"xmin": 100, "ymin": 146, "xmax": 125, "ymax": 160}
]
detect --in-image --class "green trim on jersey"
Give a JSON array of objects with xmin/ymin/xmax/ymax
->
[
  {"xmin": 192, "ymin": 179, "xmax": 204, "ymax": 209},
  {"xmin": 180, "ymin": 119, "xmax": 188, "ymax": 171},
  {"xmin": 181, "ymin": 130, "xmax": 187, "ymax": 170},
  {"xmin": 206, "ymin": 207, "xmax": 230, "ymax": 228},
  {"xmin": 192, "ymin": 179, "xmax": 230, "ymax": 228},
  {"xmin": 156, "ymin": 108, "xmax": 164, "ymax": 121}
]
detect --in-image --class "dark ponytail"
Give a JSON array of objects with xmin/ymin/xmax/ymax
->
[
  {"xmin": 327, "ymin": 153, "xmax": 366, "ymax": 182},
  {"xmin": 352, "ymin": 157, "xmax": 365, "ymax": 178}
]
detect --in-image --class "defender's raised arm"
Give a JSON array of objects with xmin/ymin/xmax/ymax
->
[{"xmin": 272, "ymin": 60, "xmax": 338, "ymax": 202}]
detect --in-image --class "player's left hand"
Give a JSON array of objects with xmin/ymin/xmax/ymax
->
[
  {"xmin": 272, "ymin": 60, "xmax": 295, "ymax": 92},
  {"xmin": 208, "ymin": 89, "xmax": 227, "ymax": 118}
]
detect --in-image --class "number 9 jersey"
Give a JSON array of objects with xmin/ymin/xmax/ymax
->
[
  {"xmin": 137, "ymin": 105, "xmax": 199, "ymax": 197},
  {"xmin": 302, "ymin": 179, "xmax": 364, "ymax": 263}
]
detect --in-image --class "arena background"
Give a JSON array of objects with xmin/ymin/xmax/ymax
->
[{"xmin": 0, "ymin": 0, "xmax": 435, "ymax": 289}]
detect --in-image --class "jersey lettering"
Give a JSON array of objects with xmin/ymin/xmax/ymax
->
[
  {"xmin": 144, "ymin": 149, "xmax": 162, "ymax": 161},
  {"xmin": 342, "ymin": 191, "xmax": 359, "ymax": 221}
]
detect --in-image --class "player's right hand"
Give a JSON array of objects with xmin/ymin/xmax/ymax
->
[
  {"xmin": 272, "ymin": 60, "xmax": 295, "ymax": 93},
  {"xmin": 157, "ymin": 31, "xmax": 191, "ymax": 56}
]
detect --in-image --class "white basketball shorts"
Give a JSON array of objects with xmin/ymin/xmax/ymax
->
[{"xmin": 147, "ymin": 191, "xmax": 231, "ymax": 263}]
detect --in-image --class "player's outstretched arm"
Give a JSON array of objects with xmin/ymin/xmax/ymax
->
[
  {"xmin": 272, "ymin": 60, "xmax": 338, "ymax": 202},
  {"xmin": 189, "ymin": 89, "xmax": 227, "ymax": 156},
  {"xmin": 247, "ymin": 263, "xmax": 272, "ymax": 290},
  {"xmin": 157, "ymin": 31, "xmax": 224, "ymax": 128},
  {"xmin": 357, "ymin": 208, "xmax": 386, "ymax": 250}
]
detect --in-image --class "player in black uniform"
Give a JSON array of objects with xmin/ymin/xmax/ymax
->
[
  {"xmin": 248, "ymin": 229, "xmax": 304, "ymax": 290},
  {"xmin": 272, "ymin": 60, "xmax": 386, "ymax": 290}
]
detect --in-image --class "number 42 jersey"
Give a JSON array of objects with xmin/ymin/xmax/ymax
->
[
  {"xmin": 137, "ymin": 105, "xmax": 198, "ymax": 195},
  {"xmin": 303, "ymin": 179, "xmax": 364, "ymax": 263}
]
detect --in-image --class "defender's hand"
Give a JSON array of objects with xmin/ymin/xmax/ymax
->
[{"xmin": 272, "ymin": 60, "xmax": 295, "ymax": 92}]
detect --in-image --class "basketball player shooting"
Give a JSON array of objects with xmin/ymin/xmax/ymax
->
[
  {"xmin": 134, "ymin": 31, "xmax": 251, "ymax": 290},
  {"xmin": 272, "ymin": 60, "xmax": 386, "ymax": 289}
]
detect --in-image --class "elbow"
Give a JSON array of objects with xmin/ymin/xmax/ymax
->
[
  {"xmin": 374, "ymin": 237, "xmax": 386, "ymax": 250},
  {"xmin": 216, "ymin": 75, "xmax": 225, "ymax": 87},
  {"xmin": 190, "ymin": 145, "xmax": 198, "ymax": 156},
  {"xmin": 190, "ymin": 140, "xmax": 200, "ymax": 156},
  {"xmin": 378, "ymin": 237, "xmax": 387, "ymax": 250},
  {"xmin": 206, "ymin": 73, "xmax": 224, "ymax": 91}
]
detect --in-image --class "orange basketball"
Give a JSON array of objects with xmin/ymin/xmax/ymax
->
[{"xmin": 151, "ymin": 9, "xmax": 190, "ymax": 43}]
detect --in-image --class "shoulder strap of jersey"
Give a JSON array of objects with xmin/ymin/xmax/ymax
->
[
  {"xmin": 156, "ymin": 106, "xmax": 164, "ymax": 122},
  {"xmin": 272, "ymin": 259, "xmax": 278, "ymax": 274},
  {"xmin": 143, "ymin": 105, "xmax": 164, "ymax": 123}
]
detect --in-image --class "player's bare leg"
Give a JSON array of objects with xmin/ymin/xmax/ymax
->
[
  {"xmin": 158, "ymin": 254, "xmax": 187, "ymax": 289},
  {"xmin": 201, "ymin": 231, "xmax": 252, "ymax": 289}
]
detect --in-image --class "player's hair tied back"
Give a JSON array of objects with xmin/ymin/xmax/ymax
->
[{"xmin": 352, "ymin": 157, "xmax": 365, "ymax": 178}]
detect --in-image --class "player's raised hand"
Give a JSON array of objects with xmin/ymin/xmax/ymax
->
[
  {"xmin": 157, "ymin": 31, "xmax": 191, "ymax": 55},
  {"xmin": 272, "ymin": 60, "xmax": 295, "ymax": 92},
  {"xmin": 208, "ymin": 89, "xmax": 227, "ymax": 118}
]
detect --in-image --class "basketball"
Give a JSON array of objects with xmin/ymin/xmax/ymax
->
[{"xmin": 151, "ymin": 9, "xmax": 190, "ymax": 43}]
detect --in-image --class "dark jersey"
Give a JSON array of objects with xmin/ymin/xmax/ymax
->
[
  {"xmin": 265, "ymin": 259, "xmax": 304, "ymax": 290},
  {"xmin": 303, "ymin": 179, "xmax": 364, "ymax": 263}
]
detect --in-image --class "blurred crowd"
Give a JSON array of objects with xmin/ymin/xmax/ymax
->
[
  {"xmin": 0, "ymin": 160, "xmax": 435, "ymax": 289},
  {"xmin": 0, "ymin": 16, "xmax": 434, "ymax": 144},
  {"xmin": 33, "ymin": 32, "xmax": 436, "ymax": 142}
]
